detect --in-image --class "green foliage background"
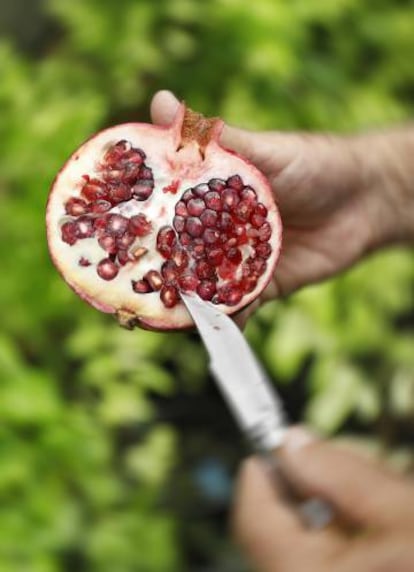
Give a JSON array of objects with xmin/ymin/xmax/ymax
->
[{"xmin": 0, "ymin": 0, "xmax": 413, "ymax": 570}]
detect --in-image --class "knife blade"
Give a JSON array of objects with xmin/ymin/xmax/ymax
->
[{"xmin": 181, "ymin": 292, "xmax": 334, "ymax": 529}]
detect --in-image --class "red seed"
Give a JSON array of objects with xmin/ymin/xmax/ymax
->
[
  {"xmin": 218, "ymin": 282, "xmax": 243, "ymax": 306},
  {"xmin": 255, "ymin": 203, "xmax": 267, "ymax": 217},
  {"xmin": 197, "ymin": 280, "xmax": 217, "ymax": 301},
  {"xmin": 203, "ymin": 228, "xmax": 220, "ymax": 245},
  {"xmin": 226, "ymin": 248, "xmax": 242, "ymax": 265},
  {"xmin": 178, "ymin": 272, "xmax": 200, "ymax": 292},
  {"xmin": 218, "ymin": 258, "xmax": 237, "ymax": 280},
  {"xmin": 204, "ymin": 191, "xmax": 221, "ymax": 211},
  {"xmin": 79, "ymin": 257, "xmax": 91, "ymax": 267},
  {"xmin": 190, "ymin": 242, "xmax": 206, "ymax": 260},
  {"xmin": 187, "ymin": 198, "xmax": 205, "ymax": 217},
  {"xmin": 98, "ymin": 235, "xmax": 117, "ymax": 254},
  {"xmin": 217, "ymin": 211, "xmax": 232, "ymax": 231},
  {"xmin": 81, "ymin": 178, "xmax": 109, "ymax": 202},
  {"xmin": 97, "ymin": 258, "xmax": 119, "ymax": 280},
  {"xmin": 226, "ymin": 175, "xmax": 244, "ymax": 191},
  {"xmin": 206, "ymin": 248, "xmax": 224, "ymax": 266},
  {"xmin": 129, "ymin": 214, "xmax": 152, "ymax": 237},
  {"xmin": 105, "ymin": 214, "xmax": 129, "ymax": 237},
  {"xmin": 250, "ymin": 213, "xmax": 266, "ymax": 228},
  {"xmin": 116, "ymin": 232, "xmax": 135, "ymax": 249},
  {"xmin": 65, "ymin": 197, "xmax": 89, "ymax": 216},
  {"xmin": 200, "ymin": 209, "xmax": 218, "ymax": 227},
  {"xmin": 107, "ymin": 183, "xmax": 132, "ymax": 204},
  {"xmin": 196, "ymin": 260, "xmax": 216, "ymax": 280},
  {"xmin": 241, "ymin": 187, "xmax": 257, "ymax": 202},
  {"xmin": 117, "ymin": 249, "xmax": 131, "ymax": 266},
  {"xmin": 175, "ymin": 201, "xmax": 188, "ymax": 216},
  {"xmin": 144, "ymin": 270, "xmax": 163, "ymax": 291},
  {"xmin": 171, "ymin": 246, "xmax": 189, "ymax": 269},
  {"xmin": 208, "ymin": 178, "xmax": 226, "ymax": 192},
  {"xmin": 250, "ymin": 257, "xmax": 267, "ymax": 275},
  {"xmin": 255, "ymin": 242, "xmax": 272, "ymax": 259},
  {"xmin": 93, "ymin": 215, "xmax": 108, "ymax": 233},
  {"xmin": 173, "ymin": 215, "xmax": 186, "ymax": 233},
  {"xmin": 193, "ymin": 183, "xmax": 210, "ymax": 197},
  {"xmin": 182, "ymin": 189, "xmax": 194, "ymax": 202},
  {"xmin": 132, "ymin": 279, "xmax": 152, "ymax": 293},
  {"xmin": 61, "ymin": 221, "xmax": 78, "ymax": 245},
  {"xmin": 76, "ymin": 216, "xmax": 94, "ymax": 238},
  {"xmin": 91, "ymin": 200, "xmax": 112, "ymax": 213},
  {"xmin": 258, "ymin": 222, "xmax": 272, "ymax": 242},
  {"xmin": 186, "ymin": 217, "xmax": 203, "ymax": 238},
  {"xmin": 157, "ymin": 226, "xmax": 176, "ymax": 258},
  {"xmin": 132, "ymin": 180, "xmax": 153, "ymax": 200},
  {"xmin": 242, "ymin": 275, "xmax": 258, "ymax": 293},
  {"xmin": 235, "ymin": 200, "xmax": 254, "ymax": 222},
  {"xmin": 222, "ymin": 188, "xmax": 240, "ymax": 210},
  {"xmin": 161, "ymin": 261, "xmax": 178, "ymax": 284},
  {"xmin": 160, "ymin": 285, "xmax": 179, "ymax": 308},
  {"xmin": 140, "ymin": 166, "xmax": 153, "ymax": 180}
]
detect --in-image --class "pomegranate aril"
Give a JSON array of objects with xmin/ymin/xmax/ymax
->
[
  {"xmin": 97, "ymin": 258, "xmax": 119, "ymax": 280},
  {"xmin": 251, "ymin": 213, "xmax": 266, "ymax": 228},
  {"xmin": 218, "ymin": 258, "xmax": 237, "ymax": 280},
  {"xmin": 217, "ymin": 211, "xmax": 232, "ymax": 231},
  {"xmin": 81, "ymin": 179, "xmax": 109, "ymax": 202},
  {"xmin": 255, "ymin": 203, "xmax": 267, "ymax": 217},
  {"xmin": 196, "ymin": 260, "xmax": 216, "ymax": 280},
  {"xmin": 178, "ymin": 272, "xmax": 200, "ymax": 291},
  {"xmin": 104, "ymin": 214, "xmax": 128, "ymax": 237},
  {"xmin": 175, "ymin": 201, "xmax": 188, "ymax": 216},
  {"xmin": 208, "ymin": 178, "xmax": 226, "ymax": 192},
  {"xmin": 242, "ymin": 275, "xmax": 258, "ymax": 293},
  {"xmin": 161, "ymin": 261, "xmax": 178, "ymax": 284},
  {"xmin": 171, "ymin": 246, "xmax": 189, "ymax": 269},
  {"xmin": 103, "ymin": 140, "xmax": 129, "ymax": 166},
  {"xmin": 203, "ymin": 228, "xmax": 220, "ymax": 245},
  {"xmin": 255, "ymin": 242, "xmax": 272, "ymax": 259},
  {"xmin": 197, "ymin": 280, "xmax": 217, "ymax": 301},
  {"xmin": 187, "ymin": 198, "xmax": 205, "ymax": 216},
  {"xmin": 258, "ymin": 222, "xmax": 272, "ymax": 241},
  {"xmin": 179, "ymin": 232, "xmax": 191, "ymax": 247},
  {"xmin": 76, "ymin": 216, "xmax": 94, "ymax": 238},
  {"xmin": 232, "ymin": 224, "xmax": 248, "ymax": 244},
  {"xmin": 117, "ymin": 249, "xmax": 131, "ymax": 266},
  {"xmin": 91, "ymin": 200, "xmax": 112, "ymax": 213},
  {"xmin": 218, "ymin": 282, "xmax": 243, "ymax": 306},
  {"xmin": 132, "ymin": 279, "xmax": 151, "ymax": 294},
  {"xmin": 144, "ymin": 270, "xmax": 163, "ymax": 291},
  {"xmin": 140, "ymin": 166, "xmax": 153, "ymax": 180},
  {"xmin": 157, "ymin": 226, "xmax": 176, "ymax": 258},
  {"xmin": 226, "ymin": 175, "xmax": 244, "ymax": 191},
  {"xmin": 61, "ymin": 221, "xmax": 78, "ymax": 245},
  {"xmin": 190, "ymin": 242, "xmax": 206, "ymax": 260},
  {"xmin": 133, "ymin": 180, "xmax": 154, "ymax": 201},
  {"xmin": 99, "ymin": 235, "xmax": 117, "ymax": 254},
  {"xmin": 241, "ymin": 187, "xmax": 257, "ymax": 202},
  {"xmin": 226, "ymin": 247, "xmax": 242, "ymax": 265},
  {"xmin": 79, "ymin": 257, "xmax": 91, "ymax": 267},
  {"xmin": 107, "ymin": 183, "xmax": 132, "ymax": 203},
  {"xmin": 186, "ymin": 217, "xmax": 203, "ymax": 238},
  {"xmin": 129, "ymin": 214, "xmax": 152, "ymax": 237},
  {"xmin": 235, "ymin": 200, "xmax": 255, "ymax": 222},
  {"xmin": 65, "ymin": 197, "xmax": 89, "ymax": 216},
  {"xmin": 160, "ymin": 285, "xmax": 179, "ymax": 308},
  {"xmin": 250, "ymin": 257, "xmax": 267, "ymax": 275},
  {"xmin": 193, "ymin": 183, "xmax": 210, "ymax": 197},
  {"xmin": 204, "ymin": 191, "xmax": 221, "ymax": 211},
  {"xmin": 200, "ymin": 209, "xmax": 218, "ymax": 227},
  {"xmin": 116, "ymin": 232, "xmax": 135, "ymax": 249},
  {"xmin": 222, "ymin": 188, "xmax": 240, "ymax": 210},
  {"xmin": 182, "ymin": 189, "xmax": 194, "ymax": 202},
  {"xmin": 206, "ymin": 248, "xmax": 224, "ymax": 266},
  {"xmin": 173, "ymin": 216, "xmax": 186, "ymax": 233}
]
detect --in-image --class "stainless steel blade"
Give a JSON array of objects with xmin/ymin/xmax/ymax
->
[{"xmin": 181, "ymin": 292, "xmax": 287, "ymax": 451}]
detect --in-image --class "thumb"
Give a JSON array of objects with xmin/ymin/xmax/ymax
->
[
  {"xmin": 150, "ymin": 90, "xmax": 263, "ymax": 162},
  {"xmin": 279, "ymin": 427, "xmax": 408, "ymax": 528}
]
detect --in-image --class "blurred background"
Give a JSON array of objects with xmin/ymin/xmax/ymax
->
[{"xmin": 0, "ymin": 0, "xmax": 413, "ymax": 570}]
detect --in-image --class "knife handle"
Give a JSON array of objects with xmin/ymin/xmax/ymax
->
[{"xmin": 261, "ymin": 451, "xmax": 335, "ymax": 529}]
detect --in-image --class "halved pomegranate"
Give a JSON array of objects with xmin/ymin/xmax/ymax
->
[{"xmin": 46, "ymin": 104, "xmax": 282, "ymax": 329}]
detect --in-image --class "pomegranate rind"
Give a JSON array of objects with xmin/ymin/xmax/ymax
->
[{"xmin": 46, "ymin": 106, "xmax": 282, "ymax": 330}]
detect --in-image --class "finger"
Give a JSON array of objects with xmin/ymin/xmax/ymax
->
[
  {"xmin": 279, "ymin": 427, "xmax": 411, "ymax": 528},
  {"xmin": 232, "ymin": 457, "xmax": 341, "ymax": 572},
  {"xmin": 150, "ymin": 89, "xmax": 180, "ymax": 126}
]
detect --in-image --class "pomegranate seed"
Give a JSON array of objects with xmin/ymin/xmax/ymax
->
[
  {"xmin": 117, "ymin": 249, "xmax": 131, "ymax": 266},
  {"xmin": 208, "ymin": 178, "xmax": 226, "ymax": 192},
  {"xmin": 242, "ymin": 275, "xmax": 258, "ymax": 293},
  {"xmin": 144, "ymin": 270, "xmax": 163, "ymax": 291},
  {"xmin": 222, "ymin": 188, "xmax": 240, "ymax": 210},
  {"xmin": 171, "ymin": 246, "xmax": 189, "ymax": 269},
  {"xmin": 132, "ymin": 279, "xmax": 151, "ymax": 293},
  {"xmin": 98, "ymin": 235, "xmax": 117, "ymax": 254},
  {"xmin": 133, "ymin": 180, "xmax": 154, "ymax": 200},
  {"xmin": 79, "ymin": 257, "xmax": 91, "ymax": 267},
  {"xmin": 197, "ymin": 280, "xmax": 217, "ymax": 301},
  {"xmin": 61, "ymin": 221, "xmax": 78, "ymax": 245},
  {"xmin": 160, "ymin": 285, "xmax": 179, "ymax": 308},
  {"xmin": 76, "ymin": 216, "xmax": 94, "ymax": 238},
  {"xmin": 233, "ymin": 224, "xmax": 248, "ymax": 244},
  {"xmin": 218, "ymin": 258, "xmax": 236, "ymax": 280},
  {"xmin": 175, "ymin": 201, "xmax": 188, "ymax": 216},
  {"xmin": 218, "ymin": 282, "xmax": 243, "ymax": 306},
  {"xmin": 204, "ymin": 191, "xmax": 221, "ymax": 211},
  {"xmin": 157, "ymin": 226, "xmax": 176, "ymax": 258},
  {"xmin": 250, "ymin": 257, "xmax": 267, "ymax": 275},
  {"xmin": 217, "ymin": 212, "xmax": 232, "ymax": 231},
  {"xmin": 241, "ymin": 187, "xmax": 257, "ymax": 202},
  {"xmin": 206, "ymin": 248, "xmax": 224, "ymax": 266},
  {"xmin": 255, "ymin": 203, "xmax": 267, "ymax": 217},
  {"xmin": 203, "ymin": 228, "xmax": 220, "ymax": 245},
  {"xmin": 178, "ymin": 272, "xmax": 200, "ymax": 291},
  {"xmin": 105, "ymin": 214, "xmax": 129, "ymax": 237},
  {"xmin": 81, "ymin": 179, "xmax": 109, "ymax": 202},
  {"xmin": 91, "ymin": 200, "xmax": 112, "ymax": 213},
  {"xmin": 255, "ymin": 242, "xmax": 272, "ymax": 259},
  {"xmin": 258, "ymin": 222, "xmax": 272, "ymax": 241},
  {"xmin": 173, "ymin": 216, "xmax": 186, "ymax": 233},
  {"xmin": 116, "ymin": 232, "xmax": 135, "ymax": 249},
  {"xmin": 161, "ymin": 261, "xmax": 178, "ymax": 284},
  {"xmin": 182, "ymin": 189, "xmax": 194, "ymax": 202},
  {"xmin": 251, "ymin": 213, "xmax": 266, "ymax": 228},
  {"xmin": 129, "ymin": 214, "xmax": 152, "ymax": 237},
  {"xmin": 97, "ymin": 258, "xmax": 119, "ymax": 280},
  {"xmin": 179, "ymin": 232, "xmax": 191, "ymax": 246},
  {"xmin": 93, "ymin": 215, "xmax": 108, "ymax": 232},
  {"xmin": 226, "ymin": 175, "xmax": 244, "ymax": 191},
  {"xmin": 140, "ymin": 166, "xmax": 153, "ymax": 180},
  {"xmin": 191, "ymin": 243, "xmax": 206, "ymax": 260},
  {"xmin": 193, "ymin": 183, "xmax": 210, "ymax": 197},
  {"xmin": 235, "ymin": 200, "xmax": 254, "ymax": 222},
  {"xmin": 186, "ymin": 217, "xmax": 203, "ymax": 238},
  {"xmin": 196, "ymin": 260, "xmax": 215, "ymax": 280},
  {"xmin": 224, "ymin": 237, "xmax": 238, "ymax": 251},
  {"xmin": 226, "ymin": 248, "xmax": 242, "ymax": 265},
  {"xmin": 108, "ymin": 183, "xmax": 132, "ymax": 203},
  {"xmin": 187, "ymin": 198, "xmax": 205, "ymax": 217},
  {"xmin": 65, "ymin": 197, "xmax": 89, "ymax": 216},
  {"xmin": 200, "ymin": 209, "xmax": 218, "ymax": 227}
]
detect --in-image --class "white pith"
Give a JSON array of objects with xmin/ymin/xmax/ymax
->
[{"xmin": 46, "ymin": 115, "xmax": 282, "ymax": 330}]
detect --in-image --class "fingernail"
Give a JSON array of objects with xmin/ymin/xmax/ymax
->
[{"xmin": 283, "ymin": 426, "xmax": 319, "ymax": 454}]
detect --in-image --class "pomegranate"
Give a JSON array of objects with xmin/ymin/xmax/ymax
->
[{"xmin": 46, "ymin": 104, "xmax": 282, "ymax": 330}]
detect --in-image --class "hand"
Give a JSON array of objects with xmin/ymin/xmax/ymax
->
[
  {"xmin": 232, "ymin": 428, "xmax": 414, "ymax": 572},
  {"xmin": 151, "ymin": 91, "xmax": 414, "ymax": 307}
]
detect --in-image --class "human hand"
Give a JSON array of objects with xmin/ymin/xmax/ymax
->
[
  {"xmin": 151, "ymin": 91, "xmax": 414, "ymax": 308},
  {"xmin": 232, "ymin": 428, "xmax": 414, "ymax": 572}
]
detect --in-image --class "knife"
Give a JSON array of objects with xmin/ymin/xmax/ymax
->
[{"xmin": 181, "ymin": 292, "xmax": 334, "ymax": 529}]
